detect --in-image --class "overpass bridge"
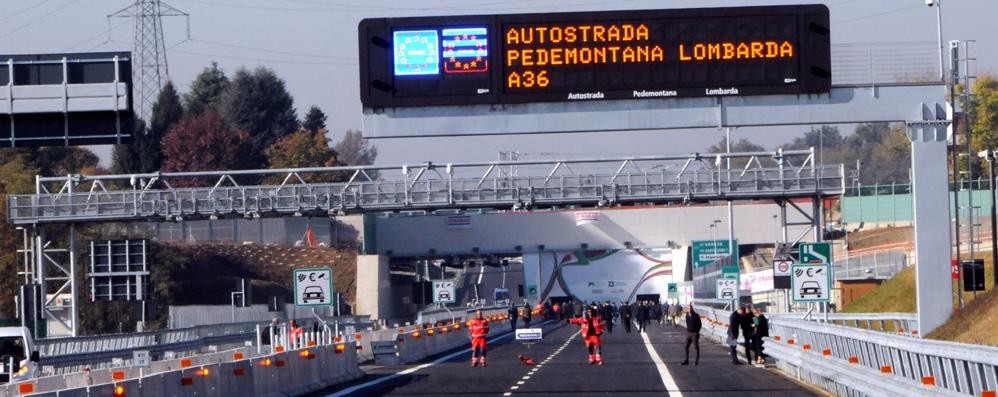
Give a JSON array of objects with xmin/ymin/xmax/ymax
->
[{"xmin": 6, "ymin": 149, "xmax": 840, "ymax": 225}]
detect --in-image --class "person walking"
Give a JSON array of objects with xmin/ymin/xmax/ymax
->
[
  {"xmin": 620, "ymin": 302, "xmax": 633, "ymax": 333},
  {"xmin": 522, "ymin": 302, "xmax": 533, "ymax": 328},
  {"xmin": 668, "ymin": 302, "xmax": 680, "ymax": 327},
  {"xmin": 508, "ymin": 304, "xmax": 519, "ymax": 332},
  {"xmin": 601, "ymin": 302, "xmax": 614, "ymax": 333},
  {"xmin": 738, "ymin": 307, "xmax": 755, "ymax": 363},
  {"xmin": 636, "ymin": 302, "xmax": 650, "ymax": 333},
  {"xmin": 288, "ymin": 319, "xmax": 304, "ymax": 348},
  {"xmin": 660, "ymin": 301, "xmax": 670, "ymax": 326},
  {"xmin": 681, "ymin": 304, "xmax": 701, "ymax": 366},
  {"xmin": 652, "ymin": 301, "xmax": 662, "ymax": 325},
  {"xmin": 552, "ymin": 302, "xmax": 562, "ymax": 321},
  {"xmin": 568, "ymin": 307, "xmax": 606, "ymax": 365},
  {"xmin": 752, "ymin": 308, "xmax": 769, "ymax": 364},
  {"xmin": 468, "ymin": 310, "xmax": 490, "ymax": 367},
  {"xmin": 727, "ymin": 308, "xmax": 742, "ymax": 364}
]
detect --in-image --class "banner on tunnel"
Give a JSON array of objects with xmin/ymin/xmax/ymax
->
[{"xmin": 523, "ymin": 247, "xmax": 674, "ymax": 304}]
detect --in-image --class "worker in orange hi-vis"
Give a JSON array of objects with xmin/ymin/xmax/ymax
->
[
  {"xmin": 568, "ymin": 306, "xmax": 606, "ymax": 365},
  {"xmin": 468, "ymin": 309, "xmax": 490, "ymax": 367}
]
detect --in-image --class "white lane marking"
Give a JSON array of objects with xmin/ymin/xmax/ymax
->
[
  {"xmin": 639, "ymin": 330, "xmax": 684, "ymax": 397},
  {"xmin": 326, "ymin": 330, "xmax": 517, "ymax": 397},
  {"xmin": 502, "ymin": 328, "xmax": 580, "ymax": 394},
  {"xmin": 503, "ymin": 393, "xmax": 512, "ymax": 396}
]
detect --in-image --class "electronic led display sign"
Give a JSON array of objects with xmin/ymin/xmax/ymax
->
[{"xmin": 359, "ymin": 4, "xmax": 830, "ymax": 108}]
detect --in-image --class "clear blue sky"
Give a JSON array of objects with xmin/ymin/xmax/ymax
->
[{"xmin": 1, "ymin": 0, "xmax": 994, "ymax": 168}]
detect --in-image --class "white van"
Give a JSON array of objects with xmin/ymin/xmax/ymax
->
[{"xmin": 0, "ymin": 327, "xmax": 38, "ymax": 384}]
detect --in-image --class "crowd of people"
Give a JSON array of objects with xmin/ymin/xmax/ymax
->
[{"xmin": 496, "ymin": 298, "xmax": 769, "ymax": 367}]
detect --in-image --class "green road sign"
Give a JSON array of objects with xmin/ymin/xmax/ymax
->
[
  {"xmin": 722, "ymin": 266, "xmax": 740, "ymax": 280},
  {"xmin": 667, "ymin": 283, "xmax": 678, "ymax": 299},
  {"xmin": 799, "ymin": 242, "xmax": 832, "ymax": 264},
  {"xmin": 692, "ymin": 240, "xmax": 737, "ymax": 268}
]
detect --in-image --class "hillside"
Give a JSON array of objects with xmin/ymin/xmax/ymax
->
[
  {"xmin": 927, "ymin": 287, "xmax": 998, "ymax": 346},
  {"xmin": 840, "ymin": 265, "xmax": 916, "ymax": 313},
  {"xmin": 79, "ymin": 242, "xmax": 358, "ymax": 334},
  {"xmin": 841, "ymin": 253, "xmax": 996, "ymax": 345}
]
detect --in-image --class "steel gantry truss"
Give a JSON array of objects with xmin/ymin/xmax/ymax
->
[
  {"xmin": 5, "ymin": 148, "xmax": 842, "ymax": 336},
  {"xmin": 7, "ymin": 148, "xmax": 843, "ymax": 225}
]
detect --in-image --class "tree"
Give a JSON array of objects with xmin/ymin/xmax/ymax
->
[
  {"xmin": 0, "ymin": 152, "xmax": 38, "ymax": 319},
  {"xmin": 264, "ymin": 128, "xmax": 341, "ymax": 182},
  {"xmin": 708, "ymin": 137, "xmax": 766, "ymax": 169},
  {"xmin": 334, "ymin": 130, "xmax": 378, "ymax": 167},
  {"xmin": 302, "ymin": 106, "xmax": 327, "ymax": 134},
  {"xmin": 161, "ymin": 111, "xmax": 247, "ymax": 186},
  {"xmin": 787, "ymin": 125, "xmax": 844, "ymax": 151},
  {"xmin": 20, "ymin": 147, "xmax": 99, "ymax": 176},
  {"xmin": 184, "ymin": 62, "xmax": 229, "ymax": 115},
  {"xmin": 867, "ymin": 124, "xmax": 912, "ymax": 183},
  {"xmin": 218, "ymin": 67, "xmax": 299, "ymax": 169},
  {"xmin": 972, "ymin": 74, "xmax": 998, "ymax": 152}
]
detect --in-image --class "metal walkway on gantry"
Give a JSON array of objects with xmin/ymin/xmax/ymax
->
[{"xmin": 6, "ymin": 148, "xmax": 843, "ymax": 225}]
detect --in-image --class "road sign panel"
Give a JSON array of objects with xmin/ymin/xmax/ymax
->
[
  {"xmin": 799, "ymin": 242, "xmax": 832, "ymax": 264},
  {"xmin": 722, "ymin": 266, "xmax": 740, "ymax": 280},
  {"xmin": 790, "ymin": 264, "xmax": 831, "ymax": 303},
  {"xmin": 692, "ymin": 240, "xmax": 737, "ymax": 268},
  {"xmin": 667, "ymin": 283, "xmax": 678, "ymax": 299},
  {"xmin": 515, "ymin": 328, "xmax": 543, "ymax": 340},
  {"xmin": 774, "ymin": 259, "xmax": 793, "ymax": 277},
  {"xmin": 716, "ymin": 279, "xmax": 738, "ymax": 300},
  {"xmin": 432, "ymin": 280, "xmax": 456, "ymax": 304},
  {"xmin": 133, "ymin": 350, "xmax": 150, "ymax": 367},
  {"xmin": 294, "ymin": 268, "xmax": 334, "ymax": 307}
]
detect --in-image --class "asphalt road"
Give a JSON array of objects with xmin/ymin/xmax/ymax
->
[{"xmin": 313, "ymin": 318, "xmax": 822, "ymax": 397}]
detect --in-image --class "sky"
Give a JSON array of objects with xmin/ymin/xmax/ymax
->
[{"xmin": 1, "ymin": 0, "xmax": 996, "ymax": 169}]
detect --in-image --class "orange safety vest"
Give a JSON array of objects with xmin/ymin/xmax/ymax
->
[{"xmin": 469, "ymin": 318, "xmax": 490, "ymax": 338}]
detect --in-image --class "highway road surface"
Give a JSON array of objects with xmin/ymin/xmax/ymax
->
[{"xmin": 313, "ymin": 318, "xmax": 821, "ymax": 396}]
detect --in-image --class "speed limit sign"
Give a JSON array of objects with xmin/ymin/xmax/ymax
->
[{"xmin": 774, "ymin": 259, "xmax": 792, "ymax": 277}]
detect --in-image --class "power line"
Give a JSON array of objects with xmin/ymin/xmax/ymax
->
[
  {"xmin": 177, "ymin": 0, "xmax": 640, "ymax": 13},
  {"xmin": 169, "ymin": 48, "xmax": 356, "ymax": 66},
  {"xmin": 0, "ymin": 0, "xmax": 58, "ymax": 22},
  {"xmin": 833, "ymin": 4, "xmax": 922, "ymax": 25},
  {"xmin": 0, "ymin": 0, "xmax": 78, "ymax": 39},
  {"xmin": 189, "ymin": 38, "xmax": 356, "ymax": 61},
  {"xmin": 65, "ymin": 18, "xmax": 132, "ymax": 52}
]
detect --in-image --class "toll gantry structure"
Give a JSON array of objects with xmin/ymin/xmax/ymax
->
[{"xmin": 6, "ymin": 149, "xmax": 842, "ymax": 336}]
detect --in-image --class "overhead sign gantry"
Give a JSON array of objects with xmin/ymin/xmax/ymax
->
[{"xmin": 359, "ymin": 4, "xmax": 831, "ymax": 107}]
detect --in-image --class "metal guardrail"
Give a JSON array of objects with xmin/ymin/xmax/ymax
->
[
  {"xmin": 768, "ymin": 312, "xmax": 918, "ymax": 335},
  {"xmin": 833, "ymin": 250, "xmax": 910, "ymax": 280},
  {"xmin": 692, "ymin": 305, "xmax": 997, "ymax": 396},
  {"xmin": 35, "ymin": 315, "xmax": 371, "ymax": 370},
  {"xmin": 6, "ymin": 149, "xmax": 844, "ymax": 224}
]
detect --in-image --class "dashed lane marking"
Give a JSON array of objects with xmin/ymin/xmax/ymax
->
[
  {"xmin": 506, "ymin": 329, "xmax": 580, "ymax": 395},
  {"xmin": 327, "ymin": 320, "xmax": 554, "ymax": 397}
]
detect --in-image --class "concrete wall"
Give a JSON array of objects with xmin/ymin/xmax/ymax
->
[
  {"xmin": 355, "ymin": 255, "xmax": 391, "ymax": 320},
  {"xmin": 373, "ymin": 202, "xmax": 815, "ymax": 257}
]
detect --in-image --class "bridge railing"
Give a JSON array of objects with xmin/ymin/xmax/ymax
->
[
  {"xmin": 35, "ymin": 315, "xmax": 372, "ymax": 371},
  {"xmin": 832, "ymin": 249, "xmax": 911, "ymax": 280},
  {"xmin": 7, "ymin": 150, "xmax": 844, "ymax": 224},
  {"xmin": 692, "ymin": 305, "xmax": 996, "ymax": 396}
]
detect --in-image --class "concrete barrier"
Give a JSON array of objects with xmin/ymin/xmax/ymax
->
[{"xmin": 1, "ymin": 343, "xmax": 361, "ymax": 397}]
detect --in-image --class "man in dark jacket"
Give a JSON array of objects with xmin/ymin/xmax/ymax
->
[
  {"xmin": 508, "ymin": 304, "xmax": 519, "ymax": 331},
  {"xmin": 739, "ymin": 307, "xmax": 755, "ymax": 363},
  {"xmin": 681, "ymin": 304, "xmax": 702, "ymax": 365},
  {"xmin": 601, "ymin": 302, "xmax": 614, "ymax": 333},
  {"xmin": 620, "ymin": 302, "xmax": 633, "ymax": 332},
  {"xmin": 636, "ymin": 302, "xmax": 650, "ymax": 333},
  {"xmin": 727, "ymin": 309, "xmax": 742, "ymax": 364},
  {"xmin": 751, "ymin": 308, "xmax": 769, "ymax": 364}
]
